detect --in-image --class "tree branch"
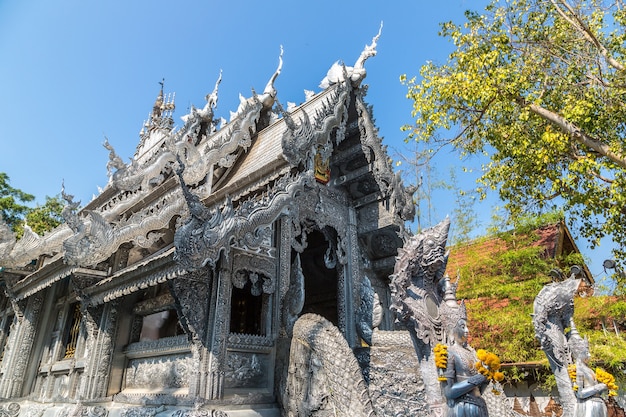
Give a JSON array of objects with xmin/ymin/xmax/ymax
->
[
  {"xmin": 515, "ymin": 96, "xmax": 626, "ymax": 169},
  {"xmin": 550, "ymin": 0, "xmax": 625, "ymax": 71}
]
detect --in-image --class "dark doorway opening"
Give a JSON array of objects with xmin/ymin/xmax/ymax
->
[{"xmin": 297, "ymin": 228, "xmax": 339, "ymax": 326}]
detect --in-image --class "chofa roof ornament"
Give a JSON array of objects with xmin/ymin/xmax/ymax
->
[{"xmin": 319, "ymin": 22, "xmax": 383, "ymax": 89}]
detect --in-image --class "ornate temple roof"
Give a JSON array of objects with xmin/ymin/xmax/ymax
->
[{"xmin": 0, "ymin": 25, "xmax": 413, "ymax": 297}]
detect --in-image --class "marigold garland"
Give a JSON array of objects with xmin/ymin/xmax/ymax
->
[
  {"xmin": 434, "ymin": 343, "xmax": 448, "ymax": 381},
  {"xmin": 475, "ymin": 349, "xmax": 505, "ymax": 383},
  {"xmin": 596, "ymin": 368, "xmax": 619, "ymax": 397},
  {"xmin": 568, "ymin": 364, "xmax": 578, "ymax": 391}
]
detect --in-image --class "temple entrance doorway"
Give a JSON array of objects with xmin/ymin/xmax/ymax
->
[{"xmin": 298, "ymin": 228, "xmax": 339, "ymax": 326}]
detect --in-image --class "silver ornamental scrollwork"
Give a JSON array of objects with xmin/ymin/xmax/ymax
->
[
  {"xmin": 171, "ymin": 409, "xmax": 229, "ymax": 417},
  {"xmin": 225, "ymin": 352, "xmax": 264, "ymax": 387},
  {"xmin": 0, "ymin": 403, "xmax": 20, "ymax": 417},
  {"xmin": 175, "ymin": 169, "xmax": 314, "ymax": 271}
]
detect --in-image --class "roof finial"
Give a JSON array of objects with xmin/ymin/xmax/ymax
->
[{"xmin": 260, "ymin": 45, "xmax": 283, "ymax": 109}]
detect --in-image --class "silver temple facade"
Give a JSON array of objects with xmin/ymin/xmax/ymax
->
[{"xmin": 0, "ymin": 31, "xmax": 431, "ymax": 417}]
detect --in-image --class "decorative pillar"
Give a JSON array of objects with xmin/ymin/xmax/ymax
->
[
  {"xmin": 204, "ymin": 255, "xmax": 232, "ymax": 400},
  {"xmin": 78, "ymin": 301, "xmax": 118, "ymax": 400},
  {"xmin": 0, "ymin": 293, "xmax": 44, "ymax": 398}
]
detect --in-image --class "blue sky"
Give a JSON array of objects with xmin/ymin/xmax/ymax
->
[{"xmin": 0, "ymin": 0, "xmax": 616, "ymax": 285}]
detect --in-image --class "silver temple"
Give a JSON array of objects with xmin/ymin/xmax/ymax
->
[{"xmin": 2, "ymin": 28, "xmax": 611, "ymax": 416}]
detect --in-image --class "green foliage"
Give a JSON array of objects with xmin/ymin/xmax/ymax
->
[
  {"xmin": 15, "ymin": 195, "xmax": 64, "ymax": 239},
  {"xmin": 0, "ymin": 173, "xmax": 65, "ymax": 239},
  {"xmin": 453, "ymin": 215, "xmax": 625, "ymax": 380},
  {"xmin": 0, "ymin": 172, "xmax": 34, "ymax": 231},
  {"xmin": 573, "ymin": 296, "xmax": 626, "ymax": 380},
  {"xmin": 404, "ymin": 0, "xmax": 626, "ymax": 291}
]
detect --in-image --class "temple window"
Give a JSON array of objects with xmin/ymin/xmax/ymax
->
[
  {"xmin": 229, "ymin": 249, "xmax": 276, "ymax": 337},
  {"xmin": 62, "ymin": 303, "xmax": 81, "ymax": 359},
  {"xmin": 138, "ymin": 309, "xmax": 184, "ymax": 342},
  {"xmin": 130, "ymin": 284, "xmax": 185, "ymax": 343},
  {"xmin": 230, "ymin": 283, "xmax": 266, "ymax": 336}
]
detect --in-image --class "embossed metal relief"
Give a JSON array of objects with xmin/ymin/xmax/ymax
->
[
  {"xmin": 168, "ymin": 268, "xmax": 212, "ymax": 344},
  {"xmin": 232, "ymin": 250, "xmax": 276, "ymax": 295},
  {"xmin": 119, "ymin": 406, "xmax": 165, "ymax": 417},
  {"xmin": 282, "ymin": 253, "xmax": 305, "ymax": 336},
  {"xmin": 125, "ymin": 353, "xmax": 191, "ymax": 389},
  {"xmin": 355, "ymin": 275, "xmax": 381, "ymax": 346},
  {"xmin": 171, "ymin": 410, "xmax": 229, "ymax": 417},
  {"xmin": 389, "ymin": 218, "xmax": 452, "ymax": 409},
  {"xmin": 0, "ymin": 403, "xmax": 20, "ymax": 417},
  {"xmin": 175, "ymin": 170, "xmax": 314, "ymax": 271},
  {"xmin": 224, "ymin": 352, "xmax": 266, "ymax": 388},
  {"xmin": 279, "ymin": 81, "xmax": 350, "ymax": 169}
]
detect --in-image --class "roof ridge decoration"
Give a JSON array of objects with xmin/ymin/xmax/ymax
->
[
  {"xmin": 278, "ymin": 81, "xmax": 351, "ymax": 169},
  {"xmin": 0, "ymin": 215, "xmax": 16, "ymax": 262},
  {"xmin": 230, "ymin": 46, "xmax": 283, "ymax": 121},
  {"xmin": 174, "ymin": 160, "xmax": 315, "ymax": 271},
  {"xmin": 61, "ymin": 184, "xmax": 184, "ymax": 267},
  {"xmin": 354, "ymin": 89, "xmax": 416, "ymax": 227},
  {"xmin": 319, "ymin": 23, "xmax": 382, "ymax": 89},
  {"xmin": 0, "ymin": 201, "xmax": 73, "ymax": 269},
  {"xmin": 1, "ymin": 56, "xmax": 284, "ymax": 269}
]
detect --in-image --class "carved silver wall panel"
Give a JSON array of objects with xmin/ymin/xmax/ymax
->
[
  {"xmin": 0, "ymin": 403, "xmax": 20, "ymax": 417},
  {"xmin": 18, "ymin": 403, "xmax": 47, "ymax": 417},
  {"xmin": 124, "ymin": 353, "xmax": 191, "ymax": 390},
  {"xmin": 175, "ymin": 171, "xmax": 314, "ymax": 271},
  {"xmin": 119, "ymin": 406, "xmax": 165, "ymax": 417},
  {"xmin": 224, "ymin": 351, "xmax": 267, "ymax": 389},
  {"xmin": 171, "ymin": 410, "xmax": 229, "ymax": 417}
]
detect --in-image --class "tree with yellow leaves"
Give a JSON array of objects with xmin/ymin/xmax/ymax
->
[{"xmin": 403, "ymin": 0, "xmax": 626, "ymax": 291}]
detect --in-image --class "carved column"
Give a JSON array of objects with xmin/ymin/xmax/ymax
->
[
  {"xmin": 204, "ymin": 255, "xmax": 231, "ymax": 400},
  {"xmin": 344, "ymin": 206, "xmax": 360, "ymax": 347},
  {"xmin": 0, "ymin": 293, "xmax": 44, "ymax": 398},
  {"xmin": 168, "ymin": 268, "xmax": 212, "ymax": 399},
  {"xmin": 78, "ymin": 301, "xmax": 118, "ymax": 400}
]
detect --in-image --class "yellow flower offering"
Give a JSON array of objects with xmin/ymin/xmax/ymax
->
[
  {"xmin": 434, "ymin": 343, "xmax": 448, "ymax": 381},
  {"xmin": 595, "ymin": 368, "xmax": 619, "ymax": 397},
  {"xmin": 568, "ymin": 364, "xmax": 577, "ymax": 390},
  {"xmin": 474, "ymin": 349, "xmax": 504, "ymax": 383}
]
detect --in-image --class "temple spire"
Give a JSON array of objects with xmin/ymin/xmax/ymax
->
[{"xmin": 144, "ymin": 78, "xmax": 176, "ymax": 133}]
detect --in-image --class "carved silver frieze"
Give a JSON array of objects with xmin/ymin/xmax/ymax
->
[
  {"xmin": 18, "ymin": 404, "xmax": 46, "ymax": 417},
  {"xmin": 0, "ymin": 403, "xmax": 19, "ymax": 417},
  {"xmin": 224, "ymin": 352, "xmax": 266, "ymax": 388},
  {"xmin": 125, "ymin": 334, "xmax": 190, "ymax": 358},
  {"xmin": 0, "ymin": 218, "xmax": 72, "ymax": 269},
  {"xmin": 119, "ymin": 406, "xmax": 165, "ymax": 417},
  {"xmin": 124, "ymin": 353, "xmax": 191, "ymax": 389},
  {"xmin": 171, "ymin": 410, "xmax": 229, "ymax": 417},
  {"xmin": 279, "ymin": 82, "xmax": 350, "ymax": 169},
  {"xmin": 54, "ymin": 404, "xmax": 108, "ymax": 417},
  {"xmin": 232, "ymin": 250, "xmax": 276, "ymax": 295},
  {"xmin": 62, "ymin": 186, "xmax": 184, "ymax": 267},
  {"xmin": 133, "ymin": 292, "xmax": 175, "ymax": 316},
  {"xmin": 174, "ymin": 169, "xmax": 314, "ymax": 271},
  {"xmin": 226, "ymin": 333, "xmax": 273, "ymax": 350}
]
